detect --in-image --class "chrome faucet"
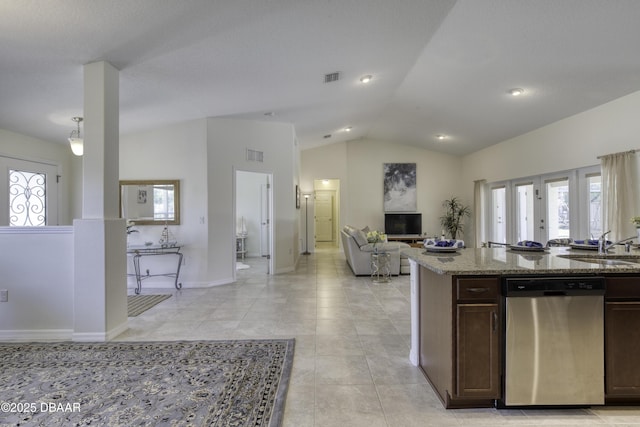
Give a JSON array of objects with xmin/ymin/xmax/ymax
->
[
  {"xmin": 598, "ymin": 230, "xmax": 611, "ymax": 254},
  {"xmin": 599, "ymin": 230, "xmax": 636, "ymax": 254}
]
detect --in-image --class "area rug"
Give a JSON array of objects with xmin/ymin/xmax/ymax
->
[
  {"xmin": 0, "ymin": 339, "xmax": 294, "ymax": 426},
  {"xmin": 127, "ymin": 294, "xmax": 171, "ymax": 317}
]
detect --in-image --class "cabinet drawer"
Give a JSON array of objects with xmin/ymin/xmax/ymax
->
[
  {"xmin": 456, "ymin": 277, "xmax": 499, "ymax": 301},
  {"xmin": 606, "ymin": 276, "xmax": 640, "ymax": 299}
]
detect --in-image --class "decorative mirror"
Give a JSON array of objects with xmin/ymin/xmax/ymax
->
[{"xmin": 119, "ymin": 180, "xmax": 180, "ymax": 225}]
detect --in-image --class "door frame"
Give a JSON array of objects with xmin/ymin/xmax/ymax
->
[
  {"xmin": 314, "ymin": 189, "xmax": 336, "ymax": 243},
  {"xmin": 233, "ymin": 169, "xmax": 274, "ymax": 277}
]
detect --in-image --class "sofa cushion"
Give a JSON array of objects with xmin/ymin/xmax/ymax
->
[{"xmin": 352, "ymin": 229, "xmax": 369, "ymax": 247}]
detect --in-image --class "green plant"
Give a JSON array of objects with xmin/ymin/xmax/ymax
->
[{"xmin": 440, "ymin": 197, "xmax": 471, "ymax": 239}]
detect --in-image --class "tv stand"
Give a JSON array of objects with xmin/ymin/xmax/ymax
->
[{"xmin": 387, "ymin": 234, "xmax": 424, "ymax": 248}]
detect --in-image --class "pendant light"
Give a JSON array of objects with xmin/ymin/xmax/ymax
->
[{"xmin": 68, "ymin": 117, "xmax": 83, "ymax": 156}]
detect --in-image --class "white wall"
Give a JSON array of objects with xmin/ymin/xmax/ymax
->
[
  {"xmin": 120, "ymin": 119, "xmax": 210, "ymax": 287},
  {"xmin": 301, "ymin": 139, "xmax": 464, "ymax": 242},
  {"xmin": 0, "ymin": 227, "xmax": 74, "ymax": 340},
  {"xmin": 462, "ymin": 90, "xmax": 640, "ymax": 184},
  {"xmin": 207, "ymin": 118, "xmax": 297, "ymax": 276}
]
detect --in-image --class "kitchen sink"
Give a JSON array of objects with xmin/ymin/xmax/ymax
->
[{"xmin": 558, "ymin": 255, "xmax": 640, "ymax": 266}]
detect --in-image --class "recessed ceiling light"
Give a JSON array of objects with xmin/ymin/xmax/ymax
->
[
  {"xmin": 435, "ymin": 134, "xmax": 446, "ymax": 140},
  {"xmin": 345, "ymin": 126, "xmax": 352, "ymax": 132},
  {"xmin": 323, "ymin": 134, "xmax": 332, "ymax": 139},
  {"xmin": 508, "ymin": 88, "xmax": 525, "ymax": 96},
  {"xmin": 360, "ymin": 75, "xmax": 373, "ymax": 83},
  {"xmin": 264, "ymin": 112, "xmax": 275, "ymax": 117}
]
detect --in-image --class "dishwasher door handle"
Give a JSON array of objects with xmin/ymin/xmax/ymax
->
[{"xmin": 543, "ymin": 291, "xmax": 567, "ymax": 296}]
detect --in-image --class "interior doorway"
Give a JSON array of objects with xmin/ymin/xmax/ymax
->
[
  {"xmin": 235, "ymin": 170, "xmax": 273, "ymax": 276},
  {"xmin": 313, "ymin": 179, "xmax": 340, "ymax": 248}
]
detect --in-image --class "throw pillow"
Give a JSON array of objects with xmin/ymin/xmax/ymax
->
[{"xmin": 353, "ymin": 229, "xmax": 369, "ymax": 247}]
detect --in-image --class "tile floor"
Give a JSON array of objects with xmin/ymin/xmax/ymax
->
[{"xmin": 116, "ymin": 245, "xmax": 640, "ymax": 426}]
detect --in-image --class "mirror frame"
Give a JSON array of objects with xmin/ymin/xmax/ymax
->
[{"xmin": 119, "ymin": 179, "xmax": 180, "ymax": 225}]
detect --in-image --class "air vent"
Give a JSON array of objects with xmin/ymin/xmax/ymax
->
[
  {"xmin": 324, "ymin": 72, "xmax": 340, "ymax": 83},
  {"xmin": 246, "ymin": 148, "xmax": 264, "ymax": 163}
]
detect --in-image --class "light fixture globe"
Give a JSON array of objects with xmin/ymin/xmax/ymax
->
[
  {"xmin": 68, "ymin": 137, "xmax": 83, "ymax": 156},
  {"xmin": 68, "ymin": 117, "xmax": 84, "ymax": 156}
]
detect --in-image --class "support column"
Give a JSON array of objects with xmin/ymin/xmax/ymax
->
[{"xmin": 73, "ymin": 61, "xmax": 127, "ymax": 341}]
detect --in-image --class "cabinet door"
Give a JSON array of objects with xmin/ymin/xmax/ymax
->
[
  {"xmin": 605, "ymin": 302, "xmax": 640, "ymax": 396},
  {"xmin": 456, "ymin": 303, "xmax": 501, "ymax": 399}
]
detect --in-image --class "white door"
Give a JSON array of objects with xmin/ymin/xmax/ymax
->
[
  {"xmin": 0, "ymin": 156, "xmax": 59, "ymax": 226},
  {"xmin": 315, "ymin": 190, "xmax": 334, "ymax": 242}
]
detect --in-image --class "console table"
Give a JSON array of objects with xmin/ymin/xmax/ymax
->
[
  {"xmin": 387, "ymin": 234, "xmax": 425, "ymax": 248},
  {"xmin": 127, "ymin": 244, "xmax": 183, "ymax": 295}
]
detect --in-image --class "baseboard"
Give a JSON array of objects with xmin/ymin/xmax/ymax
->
[
  {"xmin": 0, "ymin": 329, "xmax": 73, "ymax": 342},
  {"xmin": 72, "ymin": 321, "xmax": 129, "ymax": 342}
]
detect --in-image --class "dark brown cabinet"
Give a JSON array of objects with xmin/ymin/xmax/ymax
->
[
  {"xmin": 605, "ymin": 276, "xmax": 640, "ymax": 402},
  {"xmin": 418, "ymin": 271, "xmax": 501, "ymax": 408},
  {"xmin": 456, "ymin": 303, "xmax": 500, "ymax": 398},
  {"xmin": 455, "ymin": 278, "xmax": 501, "ymax": 400}
]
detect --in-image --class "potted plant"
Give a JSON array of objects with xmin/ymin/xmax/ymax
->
[{"xmin": 440, "ymin": 197, "xmax": 471, "ymax": 239}]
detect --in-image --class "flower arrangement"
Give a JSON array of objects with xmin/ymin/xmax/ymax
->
[
  {"xmin": 632, "ymin": 217, "xmax": 640, "ymax": 228},
  {"xmin": 366, "ymin": 230, "xmax": 387, "ymax": 246}
]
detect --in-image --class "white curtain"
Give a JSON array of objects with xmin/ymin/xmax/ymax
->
[
  {"xmin": 601, "ymin": 150, "xmax": 637, "ymax": 241},
  {"xmin": 473, "ymin": 179, "xmax": 486, "ymax": 247}
]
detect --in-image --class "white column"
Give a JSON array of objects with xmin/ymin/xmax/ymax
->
[
  {"xmin": 73, "ymin": 61, "xmax": 127, "ymax": 341},
  {"xmin": 409, "ymin": 258, "xmax": 419, "ymax": 366}
]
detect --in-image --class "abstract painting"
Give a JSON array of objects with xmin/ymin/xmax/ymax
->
[{"xmin": 383, "ymin": 163, "xmax": 417, "ymax": 212}]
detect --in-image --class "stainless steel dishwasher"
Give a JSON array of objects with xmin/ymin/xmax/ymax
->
[{"xmin": 502, "ymin": 276, "xmax": 605, "ymax": 407}]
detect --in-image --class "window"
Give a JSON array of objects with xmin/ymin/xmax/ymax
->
[
  {"xmin": 9, "ymin": 169, "xmax": 46, "ymax": 226},
  {"xmin": 0, "ymin": 156, "xmax": 58, "ymax": 226},
  {"xmin": 484, "ymin": 166, "xmax": 599, "ymax": 244},
  {"xmin": 515, "ymin": 183, "xmax": 534, "ymax": 242},
  {"xmin": 490, "ymin": 186, "xmax": 506, "ymax": 243},
  {"xmin": 545, "ymin": 178, "xmax": 570, "ymax": 239},
  {"xmin": 587, "ymin": 174, "xmax": 602, "ymax": 238}
]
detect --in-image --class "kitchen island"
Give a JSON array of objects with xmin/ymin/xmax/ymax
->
[{"xmin": 403, "ymin": 246, "xmax": 640, "ymax": 409}]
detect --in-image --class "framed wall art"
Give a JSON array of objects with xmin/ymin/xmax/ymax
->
[{"xmin": 383, "ymin": 163, "xmax": 417, "ymax": 212}]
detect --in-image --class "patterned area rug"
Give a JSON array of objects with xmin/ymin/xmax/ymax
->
[
  {"xmin": 127, "ymin": 294, "xmax": 171, "ymax": 317},
  {"xmin": 0, "ymin": 339, "xmax": 294, "ymax": 426}
]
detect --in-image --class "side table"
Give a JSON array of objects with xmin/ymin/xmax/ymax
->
[{"xmin": 371, "ymin": 252, "xmax": 391, "ymax": 283}]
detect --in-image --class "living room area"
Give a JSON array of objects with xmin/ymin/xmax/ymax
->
[{"xmin": 299, "ymin": 138, "xmax": 464, "ymax": 260}]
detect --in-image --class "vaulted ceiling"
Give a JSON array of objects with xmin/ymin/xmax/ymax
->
[{"xmin": 2, "ymin": 0, "xmax": 640, "ymax": 156}]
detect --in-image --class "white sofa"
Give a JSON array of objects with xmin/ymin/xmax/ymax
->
[{"xmin": 341, "ymin": 225, "xmax": 411, "ymax": 276}]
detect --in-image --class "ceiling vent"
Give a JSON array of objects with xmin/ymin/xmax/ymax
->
[
  {"xmin": 246, "ymin": 148, "xmax": 264, "ymax": 163},
  {"xmin": 324, "ymin": 72, "xmax": 340, "ymax": 83}
]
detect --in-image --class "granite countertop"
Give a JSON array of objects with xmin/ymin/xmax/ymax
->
[{"xmin": 403, "ymin": 246, "xmax": 640, "ymax": 275}]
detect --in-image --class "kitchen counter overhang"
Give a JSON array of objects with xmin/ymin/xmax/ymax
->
[{"xmin": 403, "ymin": 246, "xmax": 640, "ymax": 276}]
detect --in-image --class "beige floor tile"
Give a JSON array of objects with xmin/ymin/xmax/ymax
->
[{"xmin": 114, "ymin": 250, "xmax": 632, "ymax": 426}]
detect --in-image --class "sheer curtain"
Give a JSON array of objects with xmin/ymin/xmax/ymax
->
[
  {"xmin": 473, "ymin": 179, "xmax": 486, "ymax": 248},
  {"xmin": 601, "ymin": 150, "xmax": 637, "ymax": 241}
]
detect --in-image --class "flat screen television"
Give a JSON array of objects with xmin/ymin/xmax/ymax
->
[{"xmin": 385, "ymin": 213, "xmax": 422, "ymax": 235}]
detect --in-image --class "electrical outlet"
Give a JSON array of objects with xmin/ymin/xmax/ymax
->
[{"xmin": 0, "ymin": 289, "xmax": 8, "ymax": 302}]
